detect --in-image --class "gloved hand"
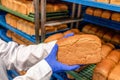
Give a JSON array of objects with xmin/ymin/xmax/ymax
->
[
  {"xmin": 45, "ymin": 44, "xmax": 80, "ymax": 73},
  {"xmin": 63, "ymin": 32, "xmax": 74, "ymax": 38}
]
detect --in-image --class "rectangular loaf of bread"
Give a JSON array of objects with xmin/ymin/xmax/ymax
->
[
  {"xmin": 96, "ymin": 0, "xmax": 110, "ymax": 3},
  {"xmin": 13, "ymin": 0, "xmax": 27, "ymax": 14},
  {"xmin": 108, "ymin": 64, "xmax": 120, "ymax": 80},
  {"xmin": 110, "ymin": 0, "xmax": 120, "ymax": 5},
  {"xmin": 93, "ymin": 59, "xmax": 116, "ymax": 80}
]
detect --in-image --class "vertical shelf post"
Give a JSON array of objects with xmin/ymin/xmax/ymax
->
[
  {"xmin": 76, "ymin": 4, "xmax": 82, "ymax": 28},
  {"xmin": 34, "ymin": 0, "xmax": 40, "ymax": 44},
  {"xmin": 40, "ymin": 0, "xmax": 46, "ymax": 42},
  {"xmin": 70, "ymin": 3, "xmax": 76, "ymax": 28}
]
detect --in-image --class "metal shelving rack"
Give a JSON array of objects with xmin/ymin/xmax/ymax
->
[
  {"xmin": 39, "ymin": 0, "xmax": 82, "ymax": 42},
  {"xmin": 63, "ymin": 0, "xmax": 120, "ymax": 12},
  {"xmin": 0, "ymin": 0, "xmax": 82, "ymax": 43},
  {"xmin": 62, "ymin": 0, "xmax": 120, "ymax": 80}
]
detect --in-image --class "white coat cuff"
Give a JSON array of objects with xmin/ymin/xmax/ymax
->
[{"xmin": 14, "ymin": 60, "xmax": 52, "ymax": 80}]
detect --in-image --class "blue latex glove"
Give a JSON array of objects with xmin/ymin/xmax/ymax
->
[
  {"xmin": 45, "ymin": 44, "xmax": 80, "ymax": 73},
  {"xmin": 64, "ymin": 32, "xmax": 74, "ymax": 38}
]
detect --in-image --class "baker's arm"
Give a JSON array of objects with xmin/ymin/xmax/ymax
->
[
  {"xmin": 0, "ymin": 39, "xmax": 56, "ymax": 71},
  {"xmin": 13, "ymin": 60, "xmax": 52, "ymax": 80}
]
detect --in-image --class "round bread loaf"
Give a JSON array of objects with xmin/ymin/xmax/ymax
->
[
  {"xmin": 57, "ymin": 34, "xmax": 102, "ymax": 65},
  {"xmin": 44, "ymin": 33, "xmax": 64, "ymax": 43}
]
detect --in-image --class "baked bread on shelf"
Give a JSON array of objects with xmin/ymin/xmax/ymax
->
[
  {"xmin": 93, "ymin": 59, "xmax": 116, "ymax": 80},
  {"xmin": 96, "ymin": 0, "xmax": 110, "ymax": 3}
]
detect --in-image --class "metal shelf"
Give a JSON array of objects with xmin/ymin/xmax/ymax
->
[
  {"xmin": 63, "ymin": 0, "xmax": 120, "ymax": 12},
  {"xmin": 66, "ymin": 64, "xmax": 96, "ymax": 80},
  {"xmin": 45, "ymin": 18, "xmax": 82, "ymax": 26},
  {"xmin": 0, "ymin": 20, "xmax": 36, "ymax": 43},
  {"xmin": 83, "ymin": 14, "xmax": 120, "ymax": 30},
  {"xmin": 0, "ymin": 5, "xmax": 34, "ymax": 22}
]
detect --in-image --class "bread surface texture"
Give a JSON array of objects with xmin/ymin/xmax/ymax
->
[{"xmin": 57, "ymin": 34, "xmax": 102, "ymax": 65}]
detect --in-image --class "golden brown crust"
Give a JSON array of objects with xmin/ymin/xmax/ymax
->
[
  {"xmin": 101, "ymin": 10, "xmax": 112, "ymax": 19},
  {"xmin": 107, "ymin": 49, "xmax": 120, "ymax": 64},
  {"xmin": 110, "ymin": 0, "xmax": 120, "ymax": 5},
  {"xmin": 108, "ymin": 64, "xmax": 120, "ymax": 80},
  {"xmin": 57, "ymin": 34, "xmax": 102, "ymax": 65},
  {"xmin": 93, "ymin": 59, "xmax": 116, "ymax": 80},
  {"xmin": 85, "ymin": 7, "xmax": 95, "ymax": 15},
  {"xmin": 101, "ymin": 43, "xmax": 114, "ymax": 59},
  {"xmin": 93, "ymin": 8, "xmax": 103, "ymax": 17},
  {"xmin": 63, "ymin": 30, "xmax": 73, "ymax": 36},
  {"xmin": 111, "ymin": 34, "xmax": 120, "ymax": 45},
  {"xmin": 82, "ymin": 24, "xmax": 92, "ymax": 33},
  {"xmin": 103, "ymin": 31, "xmax": 114, "ymax": 42},
  {"xmin": 44, "ymin": 33, "xmax": 64, "ymax": 43},
  {"xmin": 96, "ymin": 0, "xmax": 110, "ymax": 3},
  {"xmin": 111, "ymin": 13, "xmax": 120, "ymax": 22}
]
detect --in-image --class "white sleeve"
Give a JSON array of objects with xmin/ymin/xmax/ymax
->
[
  {"xmin": 0, "ymin": 39, "xmax": 57, "ymax": 71},
  {"xmin": 13, "ymin": 60, "xmax": 52, "ymax": 80}
]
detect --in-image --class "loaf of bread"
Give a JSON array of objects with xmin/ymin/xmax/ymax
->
[
  {"xmin": 44, "ymin": 33, "xmax": 64, "ymax": 43},
  {"xmin": 12, "ymin": 33, "xmax": 26, "ymax": 45},
  {"xmin": 101, "ymin": 43, "xmax": 114, "ymax": 59},
  {"xmin": 13, "ymin": 0, "xmax": 27, "ymax": 15},
  {"xmin": 110, "ymin": 0, "xmax": 120, "ymax": 5},
  {"xmin": 63, "ymin": 30, "xmax": 73, "ymax": 36},
  {"xmin": 5, "ymin": 0, "xmax": 13, "ymax": 10},
  {"xmin": 46, "ymin": 4, "xmax": 54, "ymax": 12},
  {"xmin": 88, "ymin": 26, "xmax": 99, "ymax": 34},
  {"xmin": 107, "ymin": 50, "xmax": 120, "ymax": 64},
  {"xmin": 111, "ymin": 34, "xmax": 120, "ymax": 45},
  {"xmin": 5, "ymin": 14, "xmax": 12, "ymax": 25},
  {"xmin": 6, "ymin": 30, "xmax": 13, "ymax": 38},
  {"xmin": 45, "ymin": 26, "xmax": 55, "ymax": 33},
  {"xmin": 26, "ymin": 1, "xmax": 34, "ymax": 14},
  {"xmin": 82, "ymin": 24, "xmax": 92, "ymax": 33},
  {"xmin": 67, "ymin": 74, "xmax": 75, "ymax": 79},
  {"xmin": 101, "ymin": 10, "xmax": 112, "ymax": 19},
  {"xmin": 96, "ymin": 28, "xmax": 108, "ymax": 38},
  {"xmin": 58, "ymin": 4, "xmax": 68, "ymax": 11},
  {"xmin": 108, "ymin": 64, "xmax": 120, "ymax": 80},
  {"xmin": 93, "ymin": 8, "xmax": 103, "ymax": 17},
  {"xmin": 111, "ymin": 13, "xmax": 120, "ymax": 22},
  {"xmin": 93, "ymin": 59, "xmax": 116, "ymax": 80},
  {"xmin": 11, "ymin": 15, "xmax": 19, "ymax": 28},
  {"xmin": 103, "ymin": 31, "xmax": 114, "ymax": 42},
  {"xmin": 17, "ymin": 19, "xmax": 25, "ymax": 31},
  {"xmin": 85, "ymin": 7, "xmax": 95, "ymax": 15},
  {"xmin": 53, "ymin": 4, "xmax": 61, "ymax": 12},
  {"xmin": 70, "ymin": 28, "xmax": 80, "ymax": 34},
  {"xmin": 96, "ymin": 0, "xmax": 110, "ymax": 3},
  {"xmin": 56, "ymin": 24, "xmax": 68, "ymax": 31},
  {"xmin": 57, "ymin": 34, "xmax": 102, "ymax": 65}
]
